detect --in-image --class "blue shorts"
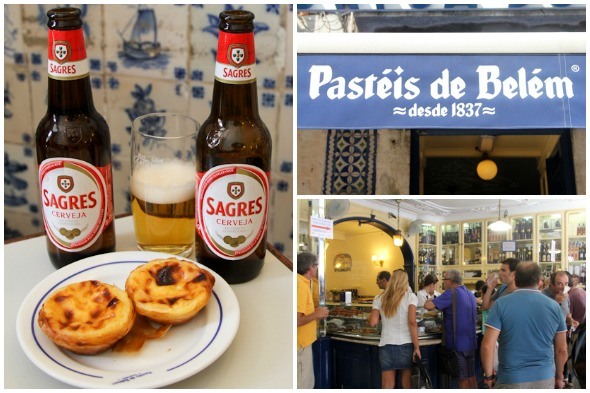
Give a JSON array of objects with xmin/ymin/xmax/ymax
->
[
  {"xmin": 456, "ymin": 350, "xmax": 476, "ymax": 380},
  {"xmin": 379, "ymin": 343, "xmax": 414, "ymax": 370}
]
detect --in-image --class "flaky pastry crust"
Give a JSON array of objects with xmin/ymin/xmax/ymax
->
[
  {"xmin": 125, "ymin": 258, "xmax": 215, "ymax": 325},
  {"xmin": 38, "ymin": 280, "xmax": 136, "ymax": 355}
]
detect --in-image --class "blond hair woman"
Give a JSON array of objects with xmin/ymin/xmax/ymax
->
[{"xmin": 369, "ymin": 269, "xmax": 421, "ymax": 388}]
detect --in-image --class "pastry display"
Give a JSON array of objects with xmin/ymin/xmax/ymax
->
[
  {"xmin": 38, "ymin": 280, "xmax": 136, "ymax": 355},
  {"xmin": 125, "ymin": 258, "xmax": 215, "ymax": 325}
]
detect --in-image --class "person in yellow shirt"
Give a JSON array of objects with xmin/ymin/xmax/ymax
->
[{"xmin": 297, "ymin": 252, "xmax": 329, "ymax": 389}]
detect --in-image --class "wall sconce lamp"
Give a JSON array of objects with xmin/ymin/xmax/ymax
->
[
  {"xmin": 392, "ymin": 200, "xmax": 405, "ymax": 247},
  {"xmin": 372, "ymin": 255, "xmax": 384, "ymax": 268}
]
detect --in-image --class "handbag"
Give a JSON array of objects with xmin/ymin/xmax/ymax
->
[
  {"xmin": 436, "ymin": 288, "xmax": 461, "ymax": 377},
  {"xmin": 414, "ymin": 358, "xmax": 433, "ymax": 389}
]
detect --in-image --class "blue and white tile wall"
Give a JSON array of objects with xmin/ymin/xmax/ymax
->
[{"xmin": 4, "ymin": 4, "xmax": 294, "ymax": 262}]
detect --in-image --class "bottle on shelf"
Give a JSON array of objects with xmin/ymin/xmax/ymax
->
[{"xmin": 526, "ymin": 219, "xmax": 532, "ymax": 239}]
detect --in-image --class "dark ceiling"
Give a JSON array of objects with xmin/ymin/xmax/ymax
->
[
  {"xmin": 423, "ymin": 157, "xmax": 541, "ymax": 195},
  {"xmin": 352, "ymin": 8, "xmax": 586, "ymax": 33}
]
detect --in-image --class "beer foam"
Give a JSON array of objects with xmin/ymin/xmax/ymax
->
[{"xmin": 131, "ymin": 162, "xmax": 195, "ymax": 204}]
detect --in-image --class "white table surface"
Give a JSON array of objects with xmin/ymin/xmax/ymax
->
[{"xmin": 4, "ymin": 215, "xmax": 293, "ymax": 388}]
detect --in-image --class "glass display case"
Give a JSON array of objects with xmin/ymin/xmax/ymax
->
[
  {"xmin": 537, "ymin": 212, "xmax": 563, "ymax": 276},
  {"xmin": 417, "ymin": 265, "xmax": 438, "ymax": 289},
  {"xmin": 441, "ymin": 223, "xmax": 460, "ymax": 266},
  {"xmin": 566, "ymin": 211, "xmax": 586, "ymax": 287},
  {"xmin": 486, "ymin": 218, "xmax": 508, "ymax": 264},
  {"xmin": 463, "ymin": 221, "xmax": 483, "ymax": 265},
  {"xmin": 417, "ymin": 223, "xmax": 437, "ymax": 265},
  {"xmin": 326, "ymin": 303, "xmax": 378, "ymax": 336},
  {"xmin": 509, "ymin": 216, "xmax": 534, "ymax": 262},
  {"xmin": 325, "ymin": 303, "xmax": 443, "ymax": 340}
]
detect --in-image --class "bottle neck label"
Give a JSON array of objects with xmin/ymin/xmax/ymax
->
[
  {"xmin": 196, "ymin": 164, "xmax": 269, "ymax": 260},
  {"xmin": 39, "ymin": 158, "xmax": 114, "ymax": 252},
  {"xmin": 214, "ymin": 30, "xmax": 256, "ymax": 84},
  {"xmin": 47, "ymin": 28, "xmax": 89, "ymax": 80}
]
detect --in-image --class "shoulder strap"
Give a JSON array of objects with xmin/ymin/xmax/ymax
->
[{"xmin": 451, "ymin": 288, "xmax": 457, "ymax": 350}]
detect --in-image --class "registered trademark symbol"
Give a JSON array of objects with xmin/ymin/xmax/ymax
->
[{"xmin": 571, "ymin": 65, "xmax": 580, "ymax": 72}]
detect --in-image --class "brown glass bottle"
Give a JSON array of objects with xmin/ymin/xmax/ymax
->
[
  {"xmin": 36, "ymin": 8, "xmax": 115, "ymax": 269},
  {"xmin": 195, "ymin": 10, "xmax": 272, "ymax": 284}
]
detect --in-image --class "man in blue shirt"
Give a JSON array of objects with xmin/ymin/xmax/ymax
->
[
  {"xmin": 481, "ymin": 262, "xmax": 568, "ymax": 389},
  {"xmin": 482, "ymin": 258, "xmax": 520, "ymax": 311},
  {"xmin": 425, "ymin": 269, "xmax": 477, "ymax": 389}
]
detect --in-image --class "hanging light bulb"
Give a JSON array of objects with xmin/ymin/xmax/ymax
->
[
  {"xmin": 488, "ymin": 200, "xmax": 512, "ymax": 232},
  {"xmin": 392, "ymin": 200, "xmax": 404, "ymax": 247},
  {"xmin": 477, "ymin": 154, "xmax": 498, "ymax": 181}
]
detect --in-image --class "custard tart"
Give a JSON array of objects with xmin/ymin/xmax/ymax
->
[
  {"xmin": 38, "ymin": 280, "xmax": 136, "ymax": 355},
  {"xmin": 125, "ymin": 258, "xmax": 215, "ymax": 325}
]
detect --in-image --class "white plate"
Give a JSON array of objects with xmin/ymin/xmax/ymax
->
[{"xmin": 16, "ymin": 251, "xmax": 240, "ymax": 388}]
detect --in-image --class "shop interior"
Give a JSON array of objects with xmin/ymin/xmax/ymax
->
[
  {"xmin": 299, "ymin": 197, "xmax": 587, "ymax": 388},
  {"xmin": 298, "ymin": 198, "xmax": 587, "ymax": 299}
]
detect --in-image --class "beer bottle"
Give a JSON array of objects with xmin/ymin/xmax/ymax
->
[
  {"xmin": 195, "ymin": 10, "xmax": 272, "ymax": 284},
  {"xmin": 36, "ymin": 8, "xmax": 115, "ymax": 269}
]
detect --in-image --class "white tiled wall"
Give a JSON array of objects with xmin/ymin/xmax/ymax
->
[{"xmin": 4, "ymin": 4, "xmax": 293, "ymax": 262}]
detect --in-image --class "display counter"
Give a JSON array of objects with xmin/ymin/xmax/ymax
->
[
  {"xmin": 314, "ymin": 334, "xmax": 443, "ymax": 389},
  {"xmin": 325, "ymin": 302, "xmax": 443, "ymax": 340},
  {"xmin": 316, "ymin": 301, "xmax": 482, "ymax": 389}
]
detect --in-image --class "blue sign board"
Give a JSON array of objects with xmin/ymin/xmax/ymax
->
[{"xmin": 298, "ymin": 54, "xmax": 585, "ymax": 129}]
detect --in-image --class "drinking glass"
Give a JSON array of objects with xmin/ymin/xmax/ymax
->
[{"xmin": 131, "ymin": 113, "xmax": 198, "ymax": 257}]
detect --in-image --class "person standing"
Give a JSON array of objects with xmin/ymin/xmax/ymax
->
[
  {"xmin": 416, "ymin": 273, "xmax": 440, "ymax": 307},
  {"xmin": 481, "ymin": 262, "xmax": 568, "ymax": 389},
  {"xmin": 376, "ymin": 270, "xmax": 391, "ymax": 291},
  {"xmin": 482, "ymin": 258, "xmax": 520, "ymax": 311},
  {"xmin": 568, "ymin": 274, "xmax": 585, "ymax": 325},
  {"xmin": 542, "ymin": 271, "xmax": 579, "ymax": 329},
  {"xmin": 297, "ymin": 252, "xmax": 329, "ymax": 389},
  {"xmin": 472, "ymin": 280, "xmax": 486, "ymax": 305},
  {"xmin": 424, "ymin": 269, "xmax": 478, "ymax": 389},
  {"xmin": 369, "ymin": 270, "xmax": 421, "ymax": 388}
]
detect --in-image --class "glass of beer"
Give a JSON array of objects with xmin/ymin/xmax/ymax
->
[{"xmin": 131, "ymin": 113, "xmax": 198, "ymax": 257}]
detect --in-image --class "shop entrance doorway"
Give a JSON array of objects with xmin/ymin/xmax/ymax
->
[{"xmin": 410, "ymin": 130, "xmax": 576, "ymax": 195}]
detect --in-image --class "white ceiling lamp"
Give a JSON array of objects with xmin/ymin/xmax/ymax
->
[
  {"xmin": 392, "ymin": 200, "xmax": 404, "ymax": 247},
  {"xmin": 488, "ymin": 199, "xmax": 512, "ymax": 232},
  {"xmin": 476, "ymin": 135, "xmax": 498, "ymax": 181}
]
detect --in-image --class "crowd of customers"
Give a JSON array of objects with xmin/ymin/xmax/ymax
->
[{"xmin": 297, "ymin": 252, "xmax": 586, "ymax": 389}]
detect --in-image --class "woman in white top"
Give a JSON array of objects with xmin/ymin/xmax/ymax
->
[
  {"xmin": 416, "ymin": 273, "xmax": 440, "ymax": 307},
  {"xmin": 369, "ymin": 270, "xmax": 421, "ymax": 388}
]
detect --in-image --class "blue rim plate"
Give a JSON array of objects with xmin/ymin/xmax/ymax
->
[{"xmin": 16, "ymin": 251, "xmax": 240, "ymax": 388}]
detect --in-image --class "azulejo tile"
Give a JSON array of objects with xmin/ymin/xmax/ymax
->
[
  {"xmin": 106, "ymin": 75, "xmax": 191, "ymax": 156},
  {"xmin": 269, "ymin": 173, "xmax": 293, "ymax": 261},
  {"xmin": 323, "ymin": 129, "xmax": 378, "ymax": 195},
  {"xmin": 104, "ymin": 4, "xmax": 189, "ymax": 81},
  {"xmin": 4, "ymin": 143, "xmax": 41, "ymax": 216},
  {"xmin": 4, "ymin": 5, "xmax": 25, "ymax": 66},
  {"xmin": 4, "ymin": 65, "xmax": 33, "ymax": 145},
  {"xmin": 274, "ymin": 91, "xmax": 294, "ymax": 177},
  {"xmin": 4, "ymin": 211, "xmax": 43, "ymax": 241}
]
